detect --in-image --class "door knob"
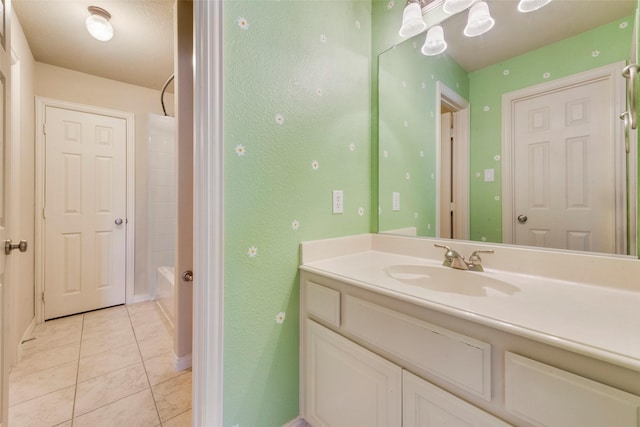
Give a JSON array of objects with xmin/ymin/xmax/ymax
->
[
  {"xmin": 5, "ymin": 240, "xmax": 27, "ymax": 255},
  {"xmin": 115, "ymin": 218, "xmax": 123, "ymax": 225},
  {"xmin": 517, "ymin": 214, "xmax": 528, "ymax": 223},
  {"xmin": 182, "ymin": 270, "xmax": 193, "ymax": 282}
]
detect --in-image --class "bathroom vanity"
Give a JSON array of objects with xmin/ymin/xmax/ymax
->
[{"xmin": 299, "ymin": 234, "xmax": 640, "ymax": 426}]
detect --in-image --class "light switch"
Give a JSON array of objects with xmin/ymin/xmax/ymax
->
[
  {"xmin": 392, "ymin": 192, "xmax": 400, "ymax": 211},
  {"xmin": 484, "ymin": 169, "xmax": 495, "ymax": 182},
  {"xmin": 332, "ymin": 190, "xmax": 344, "ymax": 214}
]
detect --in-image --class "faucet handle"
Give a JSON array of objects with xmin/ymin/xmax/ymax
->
[
  {"xmin": 468, "ymin": 249, "xmax": 494, "ymax": 271},
  {"xmin": 469, "ymin": 249, "xmax": 494, "ymax": 261}
]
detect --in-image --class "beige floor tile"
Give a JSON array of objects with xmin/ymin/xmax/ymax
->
[
  {"xmin": 78, "ymin": 342, "xmax": 142, "ymax": 382},
  {"xmin": 138, "ymin": 333, "xmax": 173, "ymax": 360},
  {"xmin": 82, "ymin": 316, "xmax": 133, "ymax": 341},
  {"xmin": 80, "ymin": 326, "xmax": 137, "ymax": 358},
  {"xmin": 132, "ymin": 319, "xmax": 172, "ymax": 342},
  {"xmin": 74, "ymin": 363, "xmax": 149, "ymax": 416},
  {"xmin": 127, "ymin": 301, "xmax": 161, "ymax": 318},
  {"xmin": 73, "ymin": 388, "xmax": 160, "ymax": 427},
  {"xmin": 129, "ymin": 310, "xmax": 167, "ymax": 329},
  {"xmin": 53, "ymin": 422, "xmax": 72, "ymax": 427},
  {"xmin": 11, "ymin": 342, "xmax": 80, "ymax": 379},
  {"xmin": 23, "ymin": 316, "xmax": 83, "ymax": 353},
  {"xmin": 163, "ymin": 409, "xmax": 192, "ymax": 427},
  {"xmin": 8, "ymin": 385, "xmax": 74, "ymax": 427},
  {"xmin": 152, "ymin": 371, "xmax": 192, "ymax": 422},
  {"xmin": 83, "ymin": 304, "xmax": 128, "ymax": 322},
  {"xmin": 9, "ymin": 361, "xmax": 77, "ymax": 406},
  {"xmin": 144, "ymin": 352, "xmax": 189, "ymax": 386}
]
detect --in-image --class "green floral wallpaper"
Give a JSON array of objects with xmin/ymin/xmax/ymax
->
[{"xmin": 223, "ymin": 1, "xmax": 371, "ymax": 426}]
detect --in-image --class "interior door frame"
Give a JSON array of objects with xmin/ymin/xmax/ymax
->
[
  {"xmin": 501, "ymin": 61, "xmax": 636, "ymax": 255},
  {"xmin": 34, "ymin": 97, "xmax": 135, "ymax": 322},
  {"xmin": 435, "ymin": 81, "xmax": 470, "ymax": 240}
]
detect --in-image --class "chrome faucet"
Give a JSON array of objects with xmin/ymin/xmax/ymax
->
[{"xmin": 434, "ymin": 244, "xmax": 494, "ymax": 272}]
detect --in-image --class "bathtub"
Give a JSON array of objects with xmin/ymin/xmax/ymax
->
[{"xmin": 156, "ymin": 266, "xmax": 175, "ymax": 329}]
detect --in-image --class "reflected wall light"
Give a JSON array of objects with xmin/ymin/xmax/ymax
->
[
  {"xmin": 464, "ymin": 1, "xmax": 495, "ymax": 37},
  {"xmin": 443, "ymin": 0, "xmax": 477, "ymax": 15},
  {"xmin": 86, "ymin": 6, "xmax": 114, "ymax": 41},
  {"xmin": 518, "ymin": 0, "xmax": 552, "ymax": 13},
  {"xmin": 399, "ymin": 0, "xmax": 428, "ymax": 38},
  {"xmin": 421, "ymin": 25, "xmax": 448, "ymax": 55}
]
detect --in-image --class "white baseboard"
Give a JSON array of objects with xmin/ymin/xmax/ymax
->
[
  {"xmin": 172, "ymin": 351, "xmax": 192, "ymax": 371},
  {"xmin": 17, "ymin": 317, "xmax": 37, "ymax": 363},
  {"xmin": 282, "ymin": 417, "xmax": 310, "ymax": 427}
]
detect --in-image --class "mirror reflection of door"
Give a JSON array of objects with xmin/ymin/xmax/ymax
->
[
  {"xmin": 507, "ymin": 63, "xmax": 632, "ymax": 254},
  {"xmin": 437, "ymin": 82, "xmax": 470, "ymax": 241},
  {"xmin": 440, "ymin": 109, "xmax": 453, "ymax": 238}
]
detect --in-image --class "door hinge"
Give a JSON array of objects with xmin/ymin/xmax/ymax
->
[
  {"xmin": 41, "ymin": 292, "xmax": 45, "ymax": 303},
  {"xmin": 450, "ymin": 202, "xmax": 455, "ymax": 212},
  {"xmin": 43, "ymin": 123, "xmax": 47, "ymax": 135},
  {"xmin": 42, "ymin": 207, "xmax": 46, "ymax": 219},
  {"xmin": 449, "ymin": 128, "xmax": 454, "ymax": 138}
]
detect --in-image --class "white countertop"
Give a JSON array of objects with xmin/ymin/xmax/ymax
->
[{"xmin": 300, "ymin": 234, "xmax": 640, "ymax": 371}]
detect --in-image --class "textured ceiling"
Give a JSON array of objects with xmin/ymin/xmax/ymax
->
[
  {"xmin": 13, "ymin": 0, "xmax": 174, "ymax": 91},
  {"xmin": 12, "ymin": 0, "xmax": 637, "ymax": 89}
]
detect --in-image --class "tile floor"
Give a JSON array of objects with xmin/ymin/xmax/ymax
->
[{"xmin": 8, "ymin": 302, "xmax": 192, "ymax": 427}]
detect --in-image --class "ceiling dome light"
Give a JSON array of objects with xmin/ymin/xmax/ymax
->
[
  {"xmin": 399, "ymin": 0, "xmax": 427, "ymax": 38},
  {"xmin": 86, "ymin": 6, "xmax": 114, "ymax": 41},
  {"xmin": 421, "ymin": 26, "xmax": 447, "ymax": 56},
  {"xmin": 464, "ymin": 1, "xmax": 495, "ymax": 37},
  {"xmin": 443, "ymin": 0, "xmax": 477, "ymax": 15},
  {"xmin": 518, "ymin": 0, "xmax": 552, "ymax": 13}
]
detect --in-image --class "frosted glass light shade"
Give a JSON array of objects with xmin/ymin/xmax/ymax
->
[
  {"xmin": 421, "ymin": 26, "xmax": 447, "ymax": 56},
  {"xmin": 518, "ymin": 0, "xmax": 552, "ymax": 12},
  {"xmin": 399, "ymin": 1, "xmax": 427, "ymax": 38},
  {"xmin": 443, "ymin": 0, "xmax": 476, "ymax": 15},
  {"xmin": 464, "ymin": 1, "xmax": 495, "ymax": 37},
  {"xmin": 86, "ymin": 7, "xmax": 113, "ymax": 41}
]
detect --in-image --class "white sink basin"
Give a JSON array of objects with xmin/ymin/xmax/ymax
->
[{"xmin": 384, "ymin": 264, "xmax": 520, "ymax": 297}]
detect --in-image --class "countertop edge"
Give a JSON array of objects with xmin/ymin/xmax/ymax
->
[{"xmin": 300, "ymin": 264, "xmax": 640, "ymax": 373}]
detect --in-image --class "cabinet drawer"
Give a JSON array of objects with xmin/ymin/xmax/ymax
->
[
  {"xmin": 505, "ymin": 352, "xmax": 640, "ymax": 426},
  {"xmin": 403, "ymin": 370, "xmax": 511, "ymax": 427},
  {"xmin": 305, "ymin": 281, "xmax": 340, "ymax": 327},
  {"xmin": 343, "ymin": 295, "xmax": 491, "ymax": 400}
]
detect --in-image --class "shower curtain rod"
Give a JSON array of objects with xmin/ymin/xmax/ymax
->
[{"xmin": 161, "ymin": 73, "xmax": 175, "ymax": 117}]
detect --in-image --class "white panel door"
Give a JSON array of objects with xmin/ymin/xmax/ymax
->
[
  {"xmin": 0, "ymin": 1, "xmax": 11, "ymax": 423},
  {"xmin": 513, "ymin": 77, "xmax": 614, "ymax": 252},
  {"xmin": 44, "ymin": 106, "xmax": 126, "ymax": 319},
  {"xmin": 304, "ymin": 319, "xmax": 402, "ymax": 427}
]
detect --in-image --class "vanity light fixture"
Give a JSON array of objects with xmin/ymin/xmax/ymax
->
[
  {"xmin": 399, "ymin": 0, "xmax": 428, "ymax": 38},
  {"xmin": 518, "ymin": 0, "xmax": 552, "ymax": 13},
  {"xmin": 443, "ymin": 0, "xmax": 477, "ymax": 15},
  {"xmin": 421, "ymin": 25, "xmax": 448, "ymax": 56},
  {"xmin": 85, "ymin": 6, "xmax": 114, "ymax": 41},
  {"xmin": 463, "ymin": 1, "xmax": 495, "ymax": 37}
]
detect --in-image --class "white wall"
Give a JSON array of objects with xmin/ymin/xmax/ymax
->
[
  {"xmin": 35, "ymin": 62, "xmax": 174, "ymax": 299},
  {"xmin": 10, "ymin": 9, "xmax": 36, "ymax": 366}
]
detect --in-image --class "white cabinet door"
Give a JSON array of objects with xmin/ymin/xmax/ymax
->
[
  {"xmin": 304, "ymin": 319, "xmax": 402, "ymax": 427},
  {"xmin": 403, "ymin": 371, "xmax": 511, "ymax": 427}
]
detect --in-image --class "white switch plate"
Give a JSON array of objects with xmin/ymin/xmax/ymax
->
[
  {"xmin": 484, "ymin": 169, "xmax": 495, "ymax": 182},
  {"xmin": 392, "ymin": 192, "xmax": 400, "ymax": 211},
  {"xmin": 332, "ymin": 190, "xmax": 344, "ymax": 214}
]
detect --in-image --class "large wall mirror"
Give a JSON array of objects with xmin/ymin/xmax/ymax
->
[{"xmin": 378, "ymin": 0, "xmax": 639, "ymax": 257}]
